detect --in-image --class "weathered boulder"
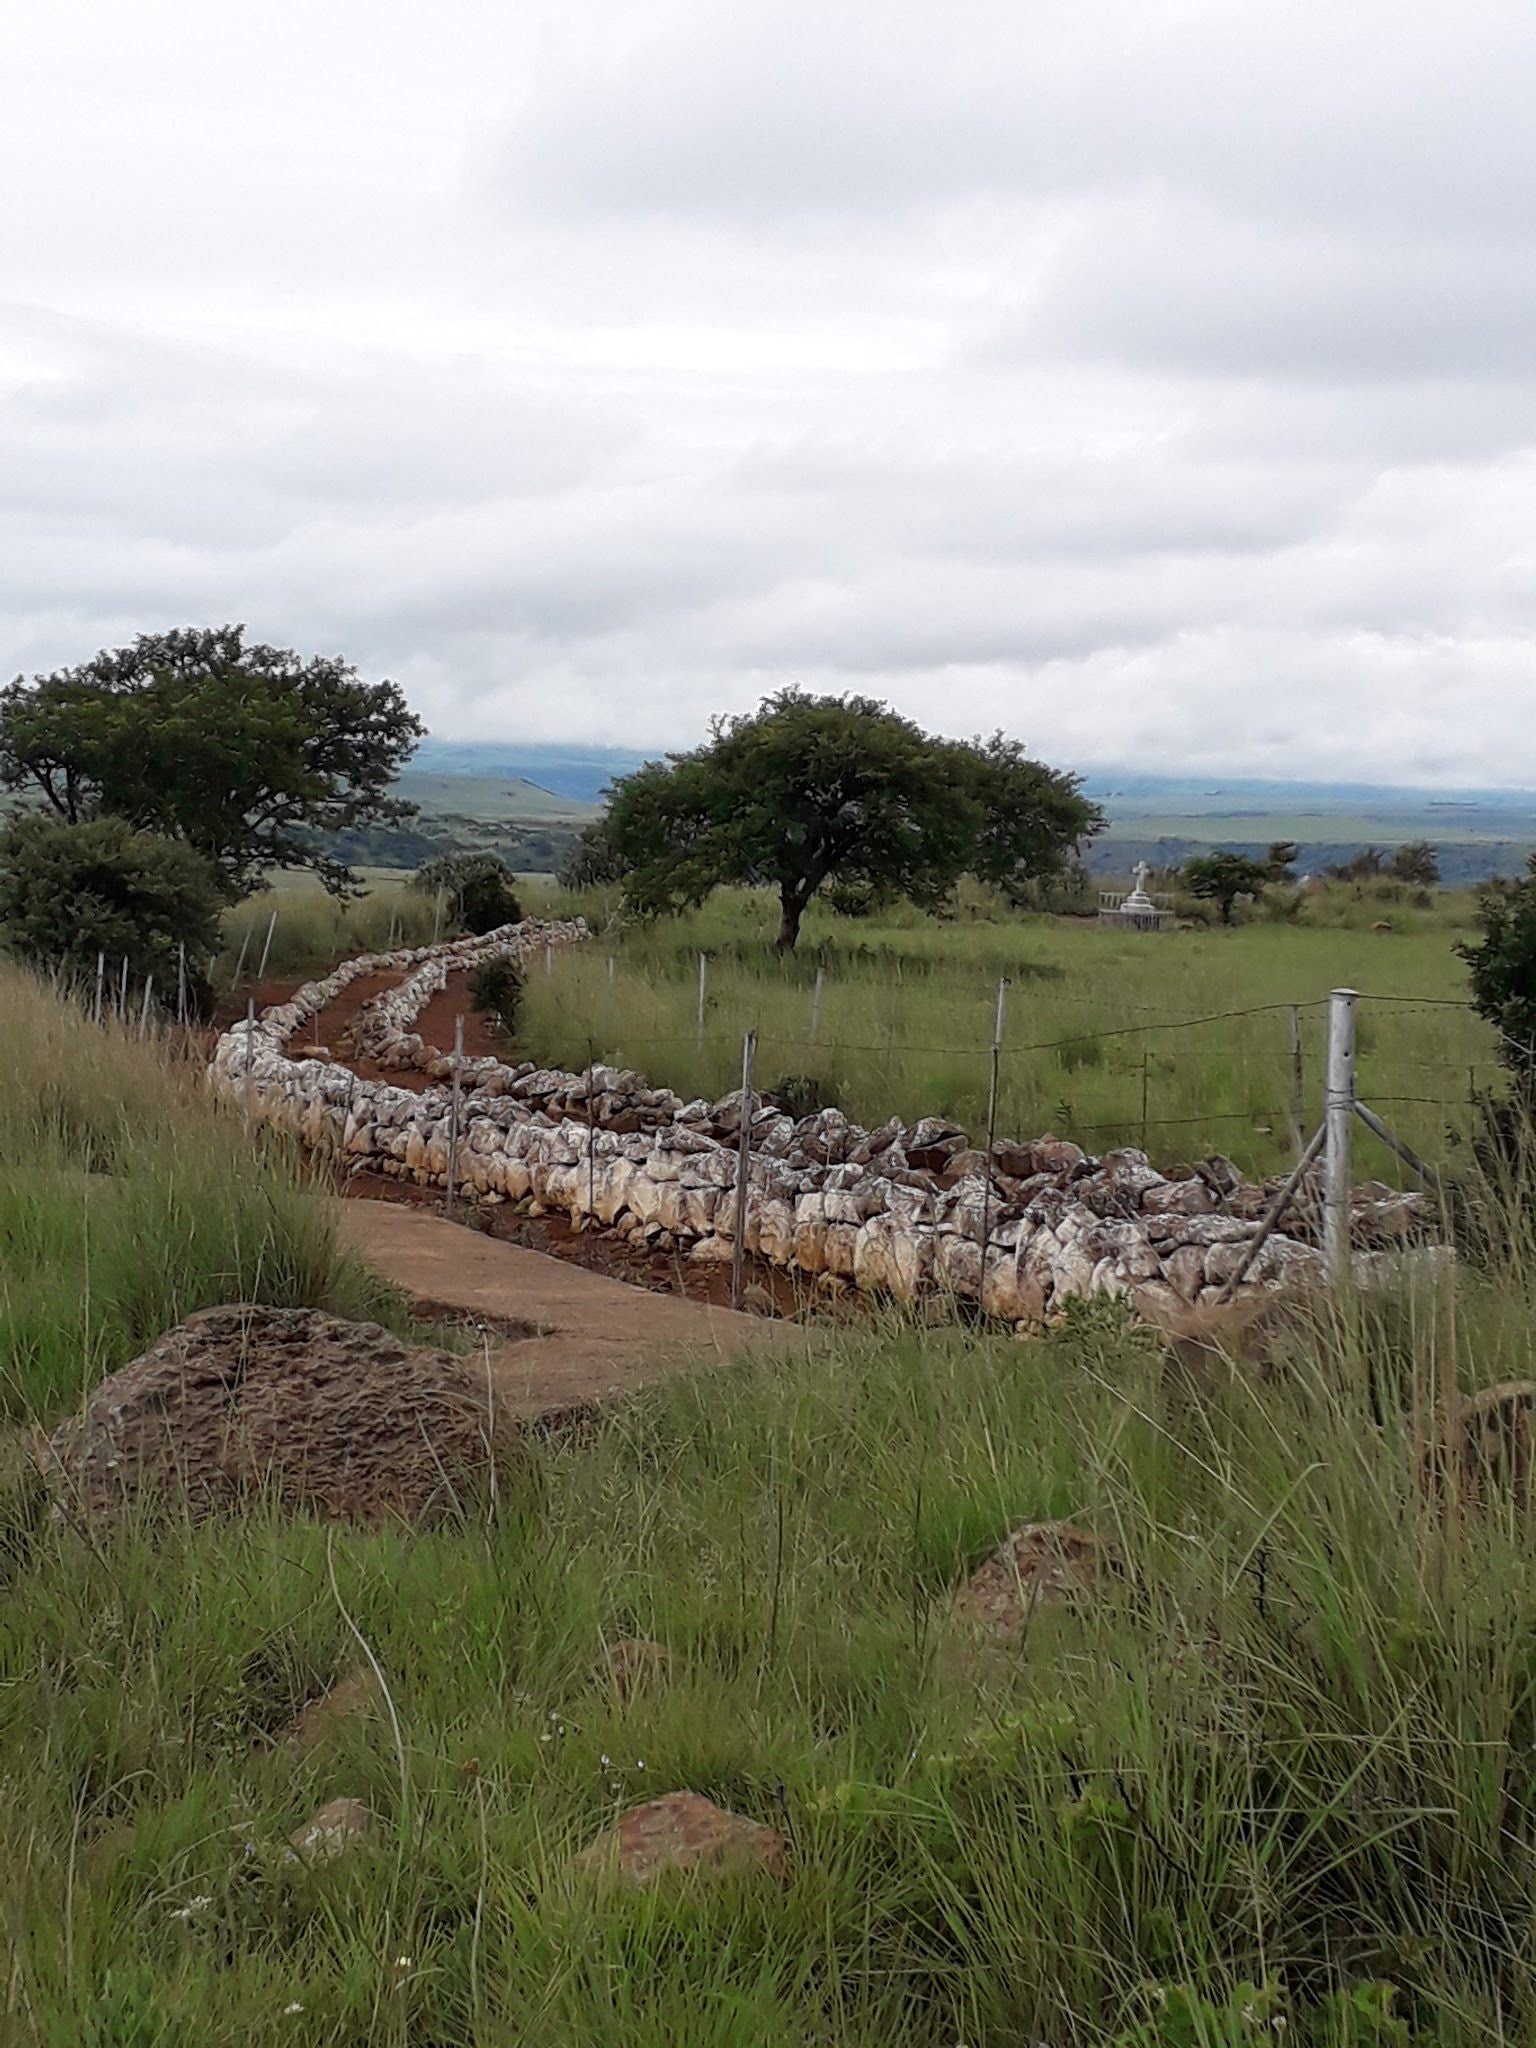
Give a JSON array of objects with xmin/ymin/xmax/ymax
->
[
  {"xmin": 951, "ymin": 1520, "xmax": 1117, "ymax": 1641},
  {"xmin": 46, "ymin": 1305, "xmax": 514, "ymax": 1528}
]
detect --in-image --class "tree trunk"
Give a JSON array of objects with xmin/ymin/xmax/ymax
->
[{"xmin": 776, "ymin": 890, "xmax": 805, "ymax": 952}]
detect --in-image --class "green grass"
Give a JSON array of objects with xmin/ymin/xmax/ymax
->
[
  {"xmin": 0, "ymin": 964, "xmax": 398, "ymax": 1421},
  {"xmin": 218, "ymin": 872, "xmax": 440, "ymax": 985},
  {"xmin": 513, "ymin": 884, "xmax": 1495, "ymax": 1179},
  {"xmin": 8, "ymin": 960, "xmax": 1536, "ymax": 2041}
]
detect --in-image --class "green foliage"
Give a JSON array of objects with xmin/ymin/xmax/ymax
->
[
  {"xmin": 466, "ymin": 953, "xmax": 524, "ymax": 1037},
  {"xmin": 0, "ymin": 814, "xmax": 222, "ymax": 1001},
  {"xmin": 1390, "ymin": 840, "xmax": 1442, "ymax": 887},
  {"xmin": 605, "ymin": 689, "xmax": 1099, "ymax": 950},
  {"xmin": 412, "ymin": 851, "xmax": 523, "ymax": 935},
  {"xmin": 557, "ymin": 815, "xmax": 629, "ymax": 890},
  {"xmin": 0, "ymin": 625, "xmax": 424, "ymax": 900},
  {"xmin": 1181, "ymin": 851, "xmax": 1275, "ymax": 924},
  {"xmin": 1458, "ymin": 856, "xmax": 1536, "ymax": 1081}
]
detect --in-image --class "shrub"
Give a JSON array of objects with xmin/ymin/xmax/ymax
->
[
  {"xmin": 764, "ymin": 1072, "xmax": 840, "ymax": 1120},
  {"xmin": 413, "ymin": 853, "xmax": 522, "ymax": 935},
  {"xmin": 557, "ymin": 817, "xmax": 628, "ymax": 891},
  {"xmin": 0, "ymin": 813, "xmax": 222, "ymax": 1006},
  {"xmin": 466, "ymin": 954, "xmax": 524, "ymax": 1037}
]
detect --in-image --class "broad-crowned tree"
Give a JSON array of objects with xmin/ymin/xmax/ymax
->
[
  {"xmin": 605, "ymin": 690, "xmax": 1098, "ymax": 950},
  {"xmin": 0, "ymin": 626, "xmax": 424, "ymax": 900}
]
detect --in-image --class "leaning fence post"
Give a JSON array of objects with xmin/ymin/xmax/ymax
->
[
  {"xmin": 137, "ymin": 975, "xmax": 154, "ymax": 1038},
  {"xmin": 444, "ymin": 1014, "xmax": 464, "ymax": 1220},
  {"xmin": 244, "ymin": 998, "xmax": 257, "ymax": 1129},
  {"xmin": 257, "ymin": 908, "xmax": 278, "ymax": 982},
  {"xmin": 118, "ymin": 955, "xmax": 130, "ymax": 1022},
  {"xmin": 1324, "ymin": 987, "xmax": 1357, "ymax": 1288},
  {"xmin": 730, "ymin": 1029, "xmax": 757, "ymax": 1313}
]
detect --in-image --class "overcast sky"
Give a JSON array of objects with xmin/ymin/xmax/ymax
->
[{"xmin": 6, "ymin": 0, "xmax": 1535, "ymax": 785}]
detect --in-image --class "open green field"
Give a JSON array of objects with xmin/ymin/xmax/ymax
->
[
  {"xmin": 8, "ymin": 963, "xmax": 1536, "ymax": 2041},
  {"xmin": 514, "ymin": 884, "xmax": 1494, "ymax": 1181}
]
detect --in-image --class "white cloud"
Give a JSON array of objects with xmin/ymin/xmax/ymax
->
[{"xmin": 3, "ymin": 0, "xmax": 1535, "ymax": 782}]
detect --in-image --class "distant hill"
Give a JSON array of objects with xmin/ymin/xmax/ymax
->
[
  {"xmin": 396, "ymin": 745, "xmax": 1536, "ymax": 886},
  {"xmin": 395, "ymin": 769, "xmax": 599, "ymax": 824},
  {"xmin": 409, "ymin": 741, "xmax": 648, "ymax": 806}
]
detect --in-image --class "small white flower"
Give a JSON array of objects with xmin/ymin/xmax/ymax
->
[
  {"xmin": 599, "ymin": 1754, "xmax": 611, "ymax": 1769},
  {"xmin": 167, "ymin": 1894, "xmax": 213, "ymax": 1922},
  {"xmin": 394, "ymin": 1956, "xmax": 412, "ymax": 1971},
  {"xmin": 636, "ymin": 1758, "xmax": 646, "ymax": 1770},
  {"xmin": 283, "ymin": 2003, "xmax": 304, "ymax": 2017}
]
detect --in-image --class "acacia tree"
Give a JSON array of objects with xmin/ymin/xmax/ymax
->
[
  {"xmin": 605, "ymin": 690, "xmax": 1099, "ymax": 950},
  {"xmin": 1181, "ymin": 850, "xmax": 1273, "ymax": 924},
  {"xmin": 0, "ymin": 626, "xmax": 424, "ymax": 900}
]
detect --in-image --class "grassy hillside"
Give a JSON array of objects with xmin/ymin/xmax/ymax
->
[
  {"xmin": 0, "ymin": 964, "xmax": 396, "ymax": 1421},
  {"xmin": 8, "ymin": 949, "xmax": 1536, "ymax": 2041}
]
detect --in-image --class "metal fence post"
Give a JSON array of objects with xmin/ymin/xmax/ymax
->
[
  {"xmin": 444, "ymin": 1014, "xmax": 464, "ymax": 1219},
  {"xmin": 1324, "ymin": 987, "xmax": 1357, "ymax": 1288},
  {"xmin": 244, "ymin": 998, "xmax": 257, "ymax": 1129},
  {"xmin": 730, "ymin": 1029, "xmax": 757, "ymax": 1312}
]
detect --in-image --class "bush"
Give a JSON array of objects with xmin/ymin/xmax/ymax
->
[
  {"xmin": 412, "ymin": 853, "xmax": 522, "ymax": 936},
  {"xmin": 466, "ymin": 954, "xmax": 524, "ymax": 1038},
  {"xmin": 764, "ymin": 1072, "xmax": 840, "ymax": 1119},
  {"xmin": 557, "ymin": 817, "xmax": 628, "ymax": 891},
  {"xmin": 0, "ymin": 814, "xmax": 222, "ymax": 1006}
]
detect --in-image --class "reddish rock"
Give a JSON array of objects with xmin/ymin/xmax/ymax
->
[{"xmin": 576, "ymin": 1792, "xmax": 788, "ymax": 1885}]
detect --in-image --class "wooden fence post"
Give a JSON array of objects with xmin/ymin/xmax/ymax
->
[
  {"xmin": 1290, "ymin": 1005, "xmax": 1305, "ymax": 1157},
  {"xmin": 809, "ymin": 966, "xmax": 825, "ymax": 1046},
  {"xmin": 257, "ymin": 909, "xmax": 278, "ymax": 982},
  {"xmin": 696, "ymin": 952, "xmax": 708, "ymax": 1056},
  {"xmin": 93, "ymin": 951, "xmax": 105, "ymax": 1028},
  {"xmin": 730, "ymin": 1029, "xmax": 757, "ymax": 1313},
  {"xmin": 1324, "ymin": 987, "xmax": 1357, "ymax": 1288}
]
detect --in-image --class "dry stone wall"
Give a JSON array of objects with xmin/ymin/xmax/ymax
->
[{"xmin": 210, "ymin": 921, "xmax": 1430, "ymax": 1325}]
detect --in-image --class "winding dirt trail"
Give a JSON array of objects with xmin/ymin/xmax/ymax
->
[{"xmin": 235, "ymin": 947, "xmax": 820, "ymax": 1419}]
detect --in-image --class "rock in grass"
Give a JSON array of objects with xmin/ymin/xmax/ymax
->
[
  {"xmin": 277, "ymin": 1667, "xmax": 384, "ymax": 1755},
  {"xmin": 287, "ymin": 1796, "xmax": 374, "ymax": 1863},
  {"xmin": 599, "ymin": 1637, "xmax": 672, "ymax": 1701},
  {"xmin": 575, "ymin": 1793, "xmax": 788, "ymax": 1885},
  {"xmin": 44, "ymin": 1303, "xmax": 517, "ymax": 1529},
  {"xmin": 951, "ymin": 1519, "xmax": 1117, "ymax": 1642}
]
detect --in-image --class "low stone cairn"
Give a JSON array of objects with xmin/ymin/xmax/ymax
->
[{"xmin": 210, "ymin": 920, "xmax": 1432, "ymax": 1327}]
